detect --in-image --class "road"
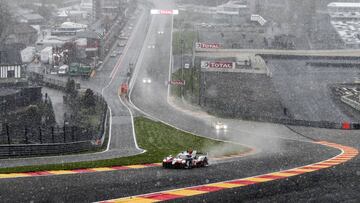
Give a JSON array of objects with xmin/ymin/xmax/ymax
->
[
  {"xmin": 0, "ymin": 5, "xmax": 149, "ymax": 168},
  {"xmin": 0, "ymin": 0, "xmax": 358, "ymax": 202}
]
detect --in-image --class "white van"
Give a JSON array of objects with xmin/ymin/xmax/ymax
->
[{"xmin": 58, "ymin": 65, "xmax": 69, "ymax": 75}]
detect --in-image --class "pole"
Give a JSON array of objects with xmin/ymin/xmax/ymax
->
[
  {"xmin": 181, "ymin": 39, "xmax": 184, "ymax": 98},
  {"xmin": 51, "ymin": 127, "xmax": 55, "ymax": 143},
  {"xmin": 24, "ymin": 127, "xmax": 28, "ymax": 144},
  {"xmin": 71, "ymin": 126, "xmax": 75, "ymax": 142},
  {"xmin": 6, "ymin": 125, "xmax": 10, "ymax": 145},
  {"xmin": 63, "ymin": 125, "xmax": 66, "ymax": 143},
  {"xmin": 39, "ymin": 127, "xmax": 42, "ymax": 144}
]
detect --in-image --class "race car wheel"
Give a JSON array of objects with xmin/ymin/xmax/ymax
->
[
  {"xmin": 203, "ymin": 158, "xmax": 209, "ymax": 167},
  {"xmin": 163, "ymin": 162, "xmax": 172, "ymax": 168}
]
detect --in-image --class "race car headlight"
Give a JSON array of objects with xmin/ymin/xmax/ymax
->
[{"xmin": 224, "ymin": 125, "xmax": 228, "ymax": 129}]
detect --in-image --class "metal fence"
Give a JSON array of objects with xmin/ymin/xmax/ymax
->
[
  {"xmin": 0, "ymin": 124, "xmax": 98, "ymax": 144},
  {"xmin": 0, "ymin": 141, "xmax": 95, "ymax": 158},
  {"xmin": 1, "ymin": 71, "xmax": 109, "ymax": 157}
]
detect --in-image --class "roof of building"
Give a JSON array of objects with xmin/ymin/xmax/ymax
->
[
  {"xmin": 61, "ymin": 22, "xmax": 88, "ymax": 29},
  {"xmin": 21, "ymin": 13, "xmax": 44, "ymax": 21},
  {"xmin": 328, "ymin": 2, "xmax": 360, "ymax": 8},
  {"xmin": 13, "ymin": 23, "xmax": 37, "ymax": 34},
  {"xmin": 0, "ymin": 46, "xmax": 23, "ymax": 65},
  {"xmin": 76, "ymin": 30, "xmax": 101, "ymax": 39}
]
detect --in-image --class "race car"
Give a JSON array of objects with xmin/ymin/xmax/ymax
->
[
  {"xmin": 214, "ymin": 121, "xmax": 228, "ymax": 130},
  {"xmin": 162, "ymin": 150, "xmax": 208, "ymax": 169}
]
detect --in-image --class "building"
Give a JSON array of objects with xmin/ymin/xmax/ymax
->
[
  {"xmin": 76, "ymin": 30, "xmax": 101, "ymax": 57},
  {"xmin": 51, "ymin": 22, "xmax": 88, "ymax": 36},
  {"xmin": 328, "ymin": 2, "xmax": 360, "ymax": 19},
  {"xmin": 328, "ymin": 2, "xmax": 360, "ymax": 13},
  {"xmin": 92, "ymin": 0, "xmax": 125, "ymax": 20},
  {"xmin": 19, "ymin": 13, "xmax": 44, "ymax": 24},
  {"xmin": 80, "ymin": 0, "xmax": 93, "ymax": 13},
  {"xmin": 216, "ymin": 1, "xmax": 249, "ymax": 16},
  {"xmin": 62, "ymin": 0, "xmax": 82, "ymax": 8},
  {"xmin": 0, "ymin": 47, "xmax": 25, "ymax": 79},
  {"xmin": 328, "ymin": 2, "xmax": 360, "ymax": 48},
  {"xmin": 6, "ymin": 23, "xmax": 38, "ymax": 46}
]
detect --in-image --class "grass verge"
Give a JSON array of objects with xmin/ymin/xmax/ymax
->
[
  {"xmin": 171, "ymin": 68, "xmax": 199, "ymax": 102},
  {"xmin": 0, "ymin": 117, "xmax": 250, "ymax": 174}
]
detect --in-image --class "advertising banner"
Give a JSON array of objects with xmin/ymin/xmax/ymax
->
[
  {"xmin": 201, "ymin": 61, "xmax": 235, "ymax": 69},
  {"xmin": 195, "ymin": 43, "xmax": 221, "ymax": 49}
]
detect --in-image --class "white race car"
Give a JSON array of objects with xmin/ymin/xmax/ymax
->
[
  {"xmin": 214, "ymin": 121, "xmax": 228, "ymax": 130},
  {"xmin": 162, "ymin": 151, "xmax": 208, "ymax": 169},
  {"xmin": 142, "ymin": 78, "xmax": 152, "ymax": 84}
]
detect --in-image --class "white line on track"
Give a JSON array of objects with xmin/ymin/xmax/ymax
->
[
  {"xmin": 117, "ymin": 91, "xmax": 145, "ymax": 152},
  {"xmin": 109, "ymin": 11, "xmax": 146, "ymax": 79},
  {"xmin": 100, "ymin": 8, "xmax": 148, "ymax": 153},
  {"xmin": 128, "ymin": 17, "xmax": 155, "ymax": 91}
]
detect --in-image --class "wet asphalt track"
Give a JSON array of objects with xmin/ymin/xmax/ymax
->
[{"xmin": 0, "ymin": 139, "xmax": 340, "ymax": 202}]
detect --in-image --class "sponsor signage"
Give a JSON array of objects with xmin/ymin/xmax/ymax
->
[
  {"xmin": 201, "ymin": 61, "xmax": 235, "ymax": 69},
  {"xmin": 195, "ymin": 42, "xmax": 221, "ymax": 49},
  {"xmin": 169, "ymin": 80, "xmax": 185, "ymax": 85},
  {"xmin": 151, "ymin": 9, "xmax": 179, "ymax": 15}
]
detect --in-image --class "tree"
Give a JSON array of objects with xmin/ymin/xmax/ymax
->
[
  {"xmin": 38, "ymin": 5, "xmax": 52, "ymax": 20},
  {"xmin": 82, "ymin": 89, "xmax": 96, "ymax": 107},
  {"xmin": 25, "ymin": 105, "xmax": 41, "ymax": 127},
  {"xmin": 65, "ymin": 78, "xmax": 77, "ymax": 96},
  {"xmin": 0, "ymin": 1, "xmax": 13, "ymax": 45}
]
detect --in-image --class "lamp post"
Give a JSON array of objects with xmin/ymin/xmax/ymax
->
[{"xmin": 180, "ymin": 39, "xmax": 184, "ymax": 98}]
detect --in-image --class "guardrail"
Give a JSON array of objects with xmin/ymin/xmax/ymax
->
[
  {"xmin": 238, "ymin": 114, "xmax": 360, "ymax": 130},
  {"xmin": 202, "ymin": 104, "xmax": 360, "ymax": 130}
]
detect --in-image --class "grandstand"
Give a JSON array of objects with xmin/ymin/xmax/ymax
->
[{"xmin": 328, "ymin": 2, "xmax": 360, "ymax": 48}]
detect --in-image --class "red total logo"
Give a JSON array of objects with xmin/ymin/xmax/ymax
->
[
  {"xmin": 160, "ymin": 10, "xmax": 173, "ymax": 15},
  {"xmin": 201, "ymin": 61, "xmax": 235, "ymax": 69},
  {"xmin": 196, "ymin": 43, "xmax": 221, "ymax": 49}
]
